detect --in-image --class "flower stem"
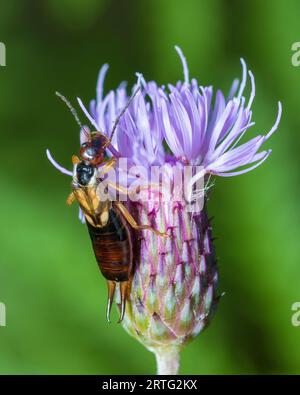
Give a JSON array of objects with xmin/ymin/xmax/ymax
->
[{"xmin": 154, "ymin": 347, "xmax": 180, "ymax": 375}]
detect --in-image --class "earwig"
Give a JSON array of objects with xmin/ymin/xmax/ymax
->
[{"xmin": 58, "ymin": 85, "xmax": 166, "ymax": 322}]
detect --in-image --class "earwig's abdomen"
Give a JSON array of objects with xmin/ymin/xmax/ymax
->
[{"xmin": 87, "ymin": 207, "xmax": 133, "ymax": 282}]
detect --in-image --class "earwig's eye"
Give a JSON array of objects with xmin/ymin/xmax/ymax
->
[{"xmin": 81, "ymin": 142, "xmax": 88, "ymax": 148}]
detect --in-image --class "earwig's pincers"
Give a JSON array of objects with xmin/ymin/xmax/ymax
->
[
  {"xmin": 106, "ymin": 280, "xmax": 116, "ymax": 323},
  {"xmin": 117, "ymin": 281, "xmax": 128, "ymax": 323},
  {"xmin": 106, "ymin": 280, "xmax": 128, "ymax": 323}
]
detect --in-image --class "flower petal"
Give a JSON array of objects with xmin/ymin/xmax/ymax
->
[
  {"xmin": 96, "ymin": 63, "xmax": 109, "ymax": 103},
  {"xmin": 46, "ymin": 149, "xmax": 72, "ymax": 176},
  {"xmin": 212, "ymin": 149, "xmax": 271, "ymax": 177}
]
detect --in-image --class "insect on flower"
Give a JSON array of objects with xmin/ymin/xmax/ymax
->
[
  {"xmin": 47, "ymin": 47, "xmax": 282, "ymax": 374},
  {"xmin": 55, "ymin": 90, "xmax": 167, "ymax": 323}
]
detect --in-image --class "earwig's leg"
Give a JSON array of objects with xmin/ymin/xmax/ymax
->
[
  {"xmin": 107, "ymin": 181, "xmax": 129, "ymax": 195},
  {"xmin": 66, "ymin": 192, "xmax": 75, "ymax": 205},
  {"xmin": 114, "ymin": 201, "xmax": 168, "ymax": 238},
  {"xmin": 106, "ymin": 280, "xmax": 116, "ymax": 323},
  {"xmin": 99, "ymin": 157, "xmax": 117, "ymax": 174},
  {"xmin": 72, "ymin": 155, "xmax": 81, "ymax": 165},
  {"xmin": 108, "ymin": 181, "xmax": 161, "ymax": 197},
  {"xmin": 117, "ymin": 281, "xmax": 128, "ymax": 323}
]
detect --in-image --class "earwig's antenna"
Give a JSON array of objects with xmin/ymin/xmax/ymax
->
[
  {"xmin": 103, "ymin": 86, "xmax": 141, "ymax": 148},
  {"xmin": 56, "ymin": 91, "xmax": 84, "ymax": 130},
  {"xmin": 56, "ymin": 86, "xmax": 140, "ymax": 150}
]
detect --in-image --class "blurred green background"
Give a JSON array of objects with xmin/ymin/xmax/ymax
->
[{"xmin": 0, "ymin": 0, "xmax": 300, "ymax": 374}]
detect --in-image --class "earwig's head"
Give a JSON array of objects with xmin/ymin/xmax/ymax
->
[
  {"xmin": 56, "ymin": 86, "xmax": 140, "ymax": 167},
  {"xmin": 79, "ymin": 132, "xmax": 109, "ymax": 166}
]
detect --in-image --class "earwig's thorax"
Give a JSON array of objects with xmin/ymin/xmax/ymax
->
[{"xmin": 76, "ymin": 162, "xmax": 95, "ymax": 186}]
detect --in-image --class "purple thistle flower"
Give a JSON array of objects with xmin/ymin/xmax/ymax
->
[
  {"xmin": 75, "ymin": 46, "xmax": 281, "ymax": 177},
  {"xmin": 47, "ymin": 47, "xmax": 281, "ymax": 374}
]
